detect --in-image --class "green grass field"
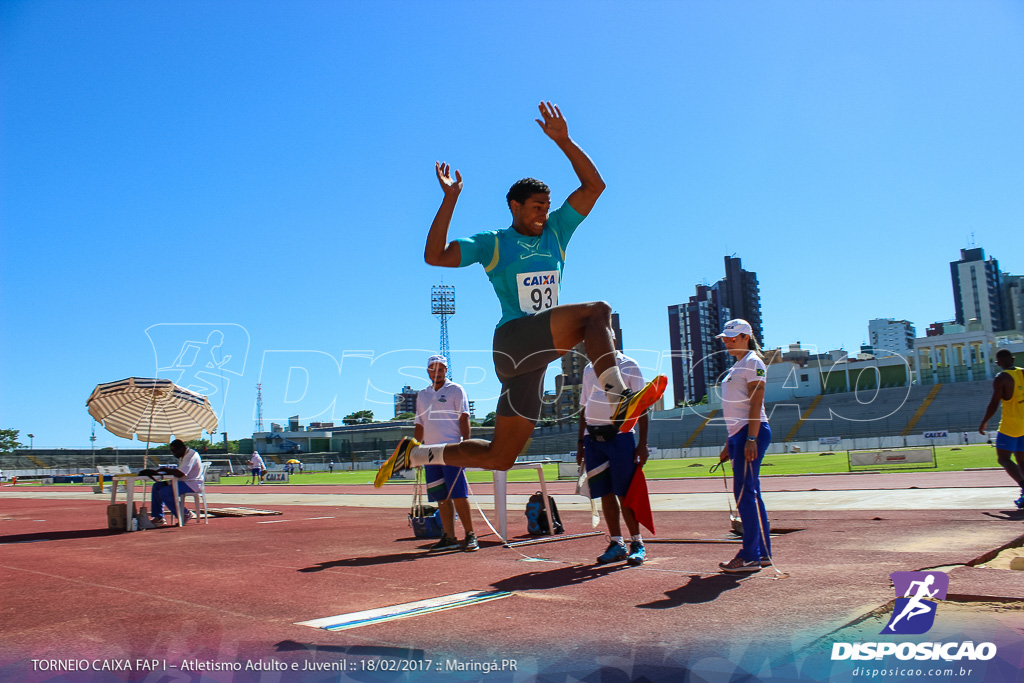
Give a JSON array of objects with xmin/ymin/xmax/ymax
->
[
  {"xmin": 18, "ymin": 444, "xmax": 1002, "ymax": 487},
  {"xmin": 209, "ymin": 444, "xmax": 1002, "ymax": 486}
]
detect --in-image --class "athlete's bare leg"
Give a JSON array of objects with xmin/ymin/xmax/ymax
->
[
  {"xmin": 452, "ymin": 497, "xmax": 474, "ymax": 535},
  {"xmin": 423, "ymin": 303, "xmax": 617, "ymax": 472},
  {"xmin": 549, "ymin": 301, "xmax": 618, "ymax": 378},
  {"xmin": 379, "ymin": 301, "xmax": 663, "ymax": 487},
  {"xmin": 601, "ymin": 494, "xmax": 622, "ymax": 537},
  {"xmin": 996, "ymin": 449, "xmax": 1024, "ymax": 487},
  {"xmin": 437, "ymin": 498, "xmax": 456, "ymax": 538},
  {"xmin": 619, "ymin": 497, "xmax": 640, "ymax": 537},
  {"xmin": 601, "ymin": 493, "xmax": 640, "ymax": 538},
  {"xmin": 437, "ymin": 414, "xmax": 536, "ymax": 471}
]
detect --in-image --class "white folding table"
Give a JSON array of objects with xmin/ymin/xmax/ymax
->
[{"xmin": 109, "ymin": 472, "xmax": 186, "ymax": 531}]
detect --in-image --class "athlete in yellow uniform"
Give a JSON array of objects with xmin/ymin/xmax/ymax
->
[{"xmin": 979, "ymin": 349, "xmax": 1024, "ymax": 509}]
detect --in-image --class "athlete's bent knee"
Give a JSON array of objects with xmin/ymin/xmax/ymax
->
[
  {"xmin": 485, "ymin": 442, "xmax": 524, "ymax": 471},
  {"xmin": 489, "ymin": 450, "xmax": 520, "ymax": 472},
  {"xmin": 587, "ymin": 300, "xmax": 612, "ymax": 323}
]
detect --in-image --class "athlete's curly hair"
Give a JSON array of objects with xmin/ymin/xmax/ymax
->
[{"xmin": 506, "ymin": 178, "xmax": 550, "ymax": 207}]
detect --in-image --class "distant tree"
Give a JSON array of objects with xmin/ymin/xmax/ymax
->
[
  {"xmin": 482, "ymin": 412, "xmax": 497, "ymax": 427},
  {"xmin": 155, "ymin": 440, "xmax": 215, "ymax": 452},
  {"xmin": 0, "ymin": 428, "xmax": 23, "ymax": 452},
  {"xmin": 343, "ymin": 410, "xmax": 375, "ymax": 425},
  {"xmin": 392, "ymin": 412, "xmax": 415, "ymax": 421}
]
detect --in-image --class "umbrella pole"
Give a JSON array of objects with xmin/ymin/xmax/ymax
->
[{"xmin": 140, "ymin": 390, "xmax": 159, "ymax": 520}]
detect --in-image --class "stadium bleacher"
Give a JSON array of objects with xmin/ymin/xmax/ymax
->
[
  {"xmin": 523, "ymin": 380, "xmax": 995, "ymax": 456},
  {"xmin": 1, "ymin": 380, "xmax": 997, "ymax": 469}
]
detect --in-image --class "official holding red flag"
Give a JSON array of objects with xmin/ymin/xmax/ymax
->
[{"xmin": 577, "ymin": 351, "xmax": 652, "ymax": 565}]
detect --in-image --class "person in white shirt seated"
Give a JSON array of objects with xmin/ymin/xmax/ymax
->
[{"xmin": 150, "ymin": 439, "xmax": 203, "ymax": 527}]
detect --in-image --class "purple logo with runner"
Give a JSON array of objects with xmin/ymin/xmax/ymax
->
[{"xmin": 882, "ymin": 571, "xmax": 949, "ymax": 635}]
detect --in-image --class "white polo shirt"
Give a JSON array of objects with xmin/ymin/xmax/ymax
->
[
  {"xmin": 580, "ymin": 352, "xmax": 646, "ymax": 429},
  {"xmin": 721, "ymin": 351, "xmax": 769, "ymax": 436},
  {"xmin": 249, "ymin": 452, "xmax": 265, "ymax": 469},
  {"xmin": 415, "ymin": 381, "xmax": 470, "ymax": 444},
  {"xmin": 178, "ymin": 448, "xmax": 204, "ymax": 489}
]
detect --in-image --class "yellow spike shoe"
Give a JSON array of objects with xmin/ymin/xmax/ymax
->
[
  {"xmin": 612, "ymin": 374, "xmax": 668, "ymax": 433},
  {"xmin": 374, "ymin": 437, "xmax": 419, "ymax": 488}
]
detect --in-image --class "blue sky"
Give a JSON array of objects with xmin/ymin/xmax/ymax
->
[{"xmin": 2, "ymin": 1, "xmax": 1022, "ymax": 449}]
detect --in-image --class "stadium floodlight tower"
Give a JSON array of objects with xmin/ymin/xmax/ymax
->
[
  {"xmin": 431, "ymin": 284, "xmax": 455, "ymax": 380},
  {"xmin": 255, "ymin": 382, "xmax": 264, "ymax": 432}
]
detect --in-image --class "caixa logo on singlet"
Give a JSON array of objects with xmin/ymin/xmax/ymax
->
[
  {"xmin": 884, "ymin": 571, "xmax": 948, "ymax": 634},
  {"xmin": 831, "ymin": 571, "xmax": 997, "ymax": 662}
]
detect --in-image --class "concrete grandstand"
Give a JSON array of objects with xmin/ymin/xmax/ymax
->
[{"xmin": 1, "ymin": 380, "xmax": 999, "ymax": 474}]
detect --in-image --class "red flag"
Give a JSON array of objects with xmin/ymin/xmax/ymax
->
[{"xmin": 624, "ymin": 466, "xmax": 655, "ymax": 535}]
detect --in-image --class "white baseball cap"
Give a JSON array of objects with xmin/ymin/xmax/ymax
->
[
  {"xmin": 426, "ymin": 354, "xmax": 448, "ymax": 368},
  {"xmin": 715, "ymin": 319, "xmax": 753, "ymax": 338}
]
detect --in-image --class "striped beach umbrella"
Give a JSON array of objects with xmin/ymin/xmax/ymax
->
[{"xmin": 86, "ymin": 377, "xmax": 218, "ymax": 447}]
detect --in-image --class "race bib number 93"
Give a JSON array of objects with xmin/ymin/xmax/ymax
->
[{"xmin": 518, "ymin": 270, "xmax": 559, "ymax": 314}]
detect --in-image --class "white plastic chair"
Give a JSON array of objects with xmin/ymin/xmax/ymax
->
[{"xmin": 175, "ymin": 462, "xmax": 210, "ymax": 526}]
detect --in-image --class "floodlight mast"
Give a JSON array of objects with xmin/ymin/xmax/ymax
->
[
  {"xmin": 431, "ymin": 284, "xmax": 455, "ymax": 380},
  {"xmin": 255, "ymin": 383, "xmax": 264, "ymax": 432}
]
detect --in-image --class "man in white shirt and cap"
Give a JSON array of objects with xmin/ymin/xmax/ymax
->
[{"xmin": 415, "ymin": 354, "xmax": 478, "ymax": 552}]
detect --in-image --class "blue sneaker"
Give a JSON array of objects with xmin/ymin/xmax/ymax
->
[
  {"xmin": 626, "ymin": 541, "xmax": 646, "ymax": 566},
  {"xmin": 597, "ymin": 541, "xmax": 627, "ymax": 565},
  {"xmin": 1015, "ymin": 491, "xmax": 1024, "ymax": 510}
]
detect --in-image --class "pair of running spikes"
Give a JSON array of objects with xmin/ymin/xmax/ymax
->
[{"xmin": 374, "ymin": 375, "xmax": 668, "ymax": 488}]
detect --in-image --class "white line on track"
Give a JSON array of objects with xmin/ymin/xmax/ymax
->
[{"xmin": 0, "ymin": 563, "xmax": 260, "ymax": 619}]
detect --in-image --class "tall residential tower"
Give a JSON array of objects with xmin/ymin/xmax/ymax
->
[
  {"xmin": 667, "ymin": 256, "xmax": 763, "ymax": 407},
  {"xmin": 950, "ymin": 248, "xmax": 1005, "ymax": 333}
]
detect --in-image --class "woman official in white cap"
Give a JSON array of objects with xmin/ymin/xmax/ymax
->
[{"xmin": 715, "ymin": 319, "xmax": 773, "ymax": 573}]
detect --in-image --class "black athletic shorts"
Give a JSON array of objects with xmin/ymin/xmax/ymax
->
[{"xmin": 492, "ymin": 309, "xmax": 562, "ymax": 421}]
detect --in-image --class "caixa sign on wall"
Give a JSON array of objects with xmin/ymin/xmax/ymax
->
[
  {"xmin": 923, "ymin": 430, "xmax": 949, "ymax": 439},
  {"xmin": 264, "ymin": 472, "xmax": 289, "ymax": 483}
]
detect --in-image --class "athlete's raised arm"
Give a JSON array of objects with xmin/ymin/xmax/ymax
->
[
  {"xmin": 535, "ymin": 101, "xmax": 605, "ymax": 217},
  {"xmin": 424, "ymin": 161, "xmax": 463, "ymax": 268}
]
